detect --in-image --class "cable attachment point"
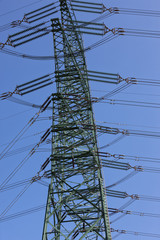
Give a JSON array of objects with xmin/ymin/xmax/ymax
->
[
  {"xmin": 104, "ymin": 26, "xmax": 111, "ymax": 35},
  {"xmin": 118, "ymin": 74, "xmax": 123, "ymax": 83},
  {"xmin": 117, "ymin": 28, "xmax": 125, "ymax": 35},
  {"xmin": 113, "ymin": 154, "xmax": 125, "ymax": 159},
  {"xmin": 102, "ymin": 4, "xmax": 107, "ymax": 13},
  {"xmin": 109, "ymin": 99, "xmax": 115, "ymax": 105},
  {"xmin": 124, "ymin": 77, "xmax": 137, "ymax": 84},
  {"xmin": 134, "ymin": 165, "xmax": 144, "ymax": 172},
  {"xmin": 11, "ymin": 16, "xmax": 28, "ymax": 28},
  {"xmin": 0, "ymin": 91, "xmax": 13, "ymax": 100},
  {"xmin": 0, "ymin": 38, "xmax": 13, "ymax": 49},
  {"xmin": 111, "ymin": 28, "xmax": 119, "ymax": 35},
  {"xmin": 14, "ymin": 87, "xmax": 21, "ymax": 95},
  {"xmin": 121, "ymin": 129, "xmax": 129, "ymax": 136},
  {"xmin": 131, "ymin": 194, "xmax": 139, "ymax": 200},
  {"xmin": 130, "ymin": 77, "xmax": 137, "ymax": 84},
  {"xmin": 108, "ymin": 7, "xmax": 120, "ymax": 14},
  {"xmin": 31, "ymin": 174, "xmax": 42, "ymax": 183}
]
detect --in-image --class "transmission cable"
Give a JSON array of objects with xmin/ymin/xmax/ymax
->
[
  {"xmin": 0, "ymin": 143, "xmax": 38, "ymax": 159},
  {"xmin": 7, "ymin": 96, "xmax": 43, "ymax": 108},
  {"xmin": 0, "ymin": 109, "xmax": 33, "ymax": 121},
  {"xmin": 99, "ymin": 151, "xmax": 160, "ymax": 164},
  {"xmin": 1, "ymin": 202, "xmax": 160, "ymax": 224},
  {"xmin": 110, "ymin": 207, "xmax": 160, "ymax": 225},
  {"xmin": 98, "ymin": 98, "xmax": 160, "ymax": 109},
  {"xmin": 0, "ymin": 184, "xmax": 32, "ymax": 217},
  {"xmin": 100, "ymin": 135, "xmax": 125, "ymax": 149},
  {"xmin": 0, "ymin": 127, "xmax": 51, "ymax": 191},
  {"xmin": 0, "ymin": 178, "xmax": 33, "ymax": 192},
  {"xmin": 111, "ymin": 228, "xmax": 160, "ymax": 239},
  {"xmin": 0, "ymin": 204, "xmax": 46, "ymax": 223},
  {"xmin": 106, "ymin": 171, "xmax": 137, "ymax": 189},
  {"xmin": 0, "ymin": 169, "xmax": 47, "ymax": 218},
  {"xmin": 109, "ymin": 207, "xmax": 160, "ymax": 219},
  {"xmin": 0, "ymin": 129, "xmax": 47, "ymax": 148},
  {"xmin": 105, "ymin": 7, "xmax": 160, "ymax": 18},
  {"xmin": 96, "ymin": 120, "xmax": 160, "ymax": 131},
  {"xmin": 0, "ymin": 0, "xmax": 50, "ymax": 18},
  {"xmin": 0, "ymin": 96, "xmax": 51, "ymax": 162}
]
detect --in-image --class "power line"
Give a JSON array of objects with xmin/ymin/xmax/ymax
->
[
  {"xmin": 98, "ymin": 98, "xmax": 160, "ymax": 109},
  {"xmin": 1, "ymin": 203, "xmax": 160, "ymax": 224},
  {"xmin": 111, "ymin": 228, "xmax": 160, "ymax": 238},
  {"xmin": 106, "ymin": 171, "xmax": 137, "ymax": 189},
  {"xmin": 0, "ymin": 96, "xmax": 52, "ymax": 162},
  {"xmin": 0, "ymin": 109, "xmax": 33, "ymax": 121},
  {"xmin": 109, "ymin": 207, "xmax": 160, "ymax": 220},
  {"xmin": 105, "ymin": 7, "xmax": 160, "ymax": 18},
  {"xmin": 0, "ymin": 178, "xmax": 32, "ymax": 192},
  {"xmin": 0, "ymin": 0, "xmax": 45, "ymax": 18},
  {"xmin": 96, "ymin": 120, "xmax": 160, "ymax": 131},
  {"xmin": 92, "ymin": 89, "xmax": 160, "ymax": 97},
  {"xmin": 99, "ymin": 151, "xmax": 160, "ymax": 164},
  {"xmin": 0, "ymin": 182, "xmax": 32, "ymax": 218},
  {"xmin": 0, "ymin": 127, "xmax": 51, "ymax": 191},
  {"xmin": 0, "ymin": 204, "xmax": 46, "ymax": 223},
  {"xmin": 0, "ymin": 130, "xmax": 47, "ymax": 148}
]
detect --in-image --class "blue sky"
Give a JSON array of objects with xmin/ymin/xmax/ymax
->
[{"xmin": 0, "ymin": 0, "xmax": 160, "ymax": 239}]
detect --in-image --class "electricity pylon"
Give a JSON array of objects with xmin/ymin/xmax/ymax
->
[{"xmin": 42, "ymin": 1, "xmax": 112, "ymax": 239}]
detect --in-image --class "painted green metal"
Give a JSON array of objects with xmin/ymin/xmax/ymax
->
[{"xmin": 42, "ymin": 0, "xmax": 112, "ymax": 239}]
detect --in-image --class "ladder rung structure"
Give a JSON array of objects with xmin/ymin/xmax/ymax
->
[{"xmin": 71, "ymin": 0, "xmax": 105, "ymax": 14}]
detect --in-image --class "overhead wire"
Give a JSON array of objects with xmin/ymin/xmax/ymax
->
[
  {"xmin": 0, "ymin": 1, "xmax": 59, "ymax": 32},
  {"xmin": 102, "ymin": 157, "xmax": 160, "ymax": 173},
  {"xmin": 96, "ymin": 120, "xmax": 160, "ymax": 131},
  {"xmin": 1, "ymin": 2, "xmax": 160, "ymax": 58},
  {"xmin": 109, "ymin": 207, "xmax": 160, "ymax": 221},
  {"xmin": 0, "ymin": 1, "xmax": 160, "ymax": 234},
  {"xmin": 7, "ymin": 96, "xmax": 44, "ymax": 108},
  {"xmin": 0, "ymin": 175, "xmax": 49, "ymax": 193},
  {"xmin": 96, "ymin": 123, "xmax": 160, "ymax": 139},
  {"xmin": 109, "ymin": 199, "xmax": 136, "ymax": 221},
  {"xmin": 0, "ymin": 164, "xmax": 48, "ymax": 218},
  {"xmin": 107, "ymin": 189, "xmax": 160, "ymax": 203},
  {"xmin": 1, "ymin": 202, "xmax": 160, "ymax": 223},
  {"xmin": 0, "ymin": 73, "xmax": 55, "ymax": 100},
  {"xmin": 0, "ymin": 96, "xmax": 52, "ymax": 162},
  {"xmin": 1, "ymin": 3, "xmax": 160, "ymax": 29},
  {"xmin": 0, "ymin": 126, "xmax": 52, "ymax": 191},
  {"xmin": 92, "ymin": 83, "xmax": 131, "ymax": 103},
  {"xmin": 111, "ymin": 228, "xmax": 160, "ymax": 239},
  {"xmin": 1, "ymin": 24, "xmax": 160, "ymax": 60},
  {"xmin": 92, "ymin": 89, "xmax": 160, "ymax": 98},
  {"xmin": 105, "ymin": 7, "xmax": 160, "ymax": 18},
  {"xmin": 0, "ymin": 143, "xmax": 38, "ymax": 159},
  {"xmin": 0, "ymin": 109, "xmax": 33, "ymax": 121},
  {"xmin": 0, "ymin": 154, "xmax": 52, "ymax": 219},
  {"xmin": 98, "ymin": 98, "xmax": 160, "ymax": 109},
  {"xmin": 0, "ymin": 129, "xmax": 47, "ymax": 148},
  {"xmin": 0, "ymin": 182, "xmax": 32, "ymax": 218},
  {"xmin": 0, "ymin": 204, "xmax": 46, "ymax": 223},
  {"xmin": 110, "ymin": 213, "xmax": 128, "ymax": 225},
  {"xmin": 98, "ymin": 151, "xmax": 160, "ymax": 164},
  {"xmin": 0, "ymin": 0, "xmax": 48, "ymax": 18},
  {"xmin": 112, "ymin": 233, "xmax": 121, "ymax": 239},
  {"xmin": 99, "ymin": 135, "xmax": 125, "ymax": 149},
  {"xmin": 106, "ymin": 171, "xmax": 137, "ymax": 189},
  {"xmin": 0, "ymin": 178, "xmax": 33, "ymax": 192}
]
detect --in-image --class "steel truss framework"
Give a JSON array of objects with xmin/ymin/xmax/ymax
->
[{"xmin": 42, "ymin": 0, "xmax": 112, "ymax": 239}]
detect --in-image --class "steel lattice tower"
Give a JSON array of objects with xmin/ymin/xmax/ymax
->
[{"xmin": 42, "ymin": 1, "xmax": 112, "ymax": 239}]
